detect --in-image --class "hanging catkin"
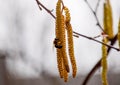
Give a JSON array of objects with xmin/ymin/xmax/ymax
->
[
  {"xmin": 55, "ymin": 0, "xmax": 61, "ymax": 39},
  {"xmin": 57, "ymin": 49, "xmax": 64, "ymax": 78},
  {"xmin": 61, "ymin": 15, "xmax": 70, "ymax": 72},
  {"xmin": 64, "ymin": 7, "xmax": 70, "ymax": 23},
  {"xmin": 55, "ymin": 0, "xmax": 64, "ymax": 78},
  {"xmin": 103, "ymin": 0, "xmax": 114, "ymax": 39},
  {"xmin": 101, "ymin": 38, "xmax": 108, "ymax": 85},
  {"xmin": 63, "ymin": 61, "xmax": 68, "ymax": 82},
  {"xmin": 118, "ymin": 18, "xmax": 120, "ymax": 48},
  {"xmin": 64, "ymin": 6, "xmax": 77, "ymax": 78},
  {"xmin": 56, "ymin": 0, "xmax": 69, "ymax": 74}
]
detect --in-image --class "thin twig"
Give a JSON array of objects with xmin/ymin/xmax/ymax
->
[
  {"xmin": 85, "ymin": 0, "xmax": 104, "ymax": 32},
  {"xmin": 73, "ymin": 32, "xmax": 119, "ymax": 51},
  {"xmin": 95, "ymin": 0, "xmax": 101, "ymax": 13},
  {"xmin": 82, "ymin": 34, "xmax": 118, "ymax": 85},
  {"xmin": 36, "ymin": 0, "xmax": 56, "ymax": 19},
  {"xmin": 35, "ymin": 0, "xmax": 120, "ymax": 52}
]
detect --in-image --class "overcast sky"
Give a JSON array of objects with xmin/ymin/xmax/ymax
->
[{"xmin": 0, "ymin": 0, "xmax": 120, "ymax": 79}]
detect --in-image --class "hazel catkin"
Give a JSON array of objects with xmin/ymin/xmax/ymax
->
[
  {"xmin": 103, "ymin": 0, "xmax": 114, "ymax": 39},
  {"xmin": 63, "ymin": 61, "xmax": 68, "ymax": 82},
  {"xmin": 64, "ymin": 6, "xmax": 77, "ymax": 78},
  {"xmin": 118, "ymin": 18, "xmax": 120, "ymax": 48},
  {"xmin": 101, "ymin": 38, "xmax": 108, "ymax": 85},
  {"xmin": 57, "ymin": 49, "xmax": 64, "ymax": 78},
  {"xmin": 66, "ymin": 23, "xmax": 77, "ymax": 78},
  {"xmin": 55, "ymin": 0, "xmax": 70, "ymax": 77},
  {"xmin": 55, "ymin": 0, "xmax": 77, "ymax": 81},
  {"xmin": 55, "ymin": 0, "xmax": 62, "ymax": 39},
  {"xmin": 61, "ymin": 15, "xmax": 70, "ymax": 72},
  {"xmin": 64, "ymin": 6, "xmax": 71, "ymax": 23}
]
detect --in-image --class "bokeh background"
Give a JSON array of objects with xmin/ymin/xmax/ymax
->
[{"xmin": 0, "ymin": 0, "xmax": 120, "ymax": 85}]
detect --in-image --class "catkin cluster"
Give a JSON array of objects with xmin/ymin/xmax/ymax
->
[
  {"xmin": 101, "ymin": 38, "xmax": 108, "ymax": 85},
  {"xmin": 54, "ymin": 0, "xmax": 77, "ymax": 82},
  {"xmin": 103, "ymin": 0, "xmax": 114, "ymax": 40}
]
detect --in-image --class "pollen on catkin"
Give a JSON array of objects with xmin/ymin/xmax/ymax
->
[
  {"xmin": 56, "ymin": 0, "xmax": 70, "ymax": 76},
  {"xmin": 61, "ymin": 15, "xmax": 70, "ymax": 72},
  {"xmin": 55, "ymin": 0, "xmax": 62, "ymax": 39},
  {"xmin": 66, "ymin": 23, "xmax": 77, "ymax": 78},
  {"xmin": 55, "ymin": 0, "xmax": 77, "ymax": 81},
  {"xmin": 57, "ymin": 49, "xmax": 64, "ymax": 78},
  {"xmin": 64, "ymin": 6, "xmax": 77, "ymax": 78},
  {"xmin": 101, "ymin": 38, "xmax": 108, "ymax": 85},
  {"xmin": 103, "ymin": 0, "xmax": 114, "ymax": 39},
  {"xmin": 64, "ymin": 6, "xmax": 71, "ymax": 23},
  {"xmin": 118, "ymin": 18, "xmax": 120, "ymax": 48},
  {"xmin": 63, "ymin": 61, "xmax": 68, "ymax": 82}
]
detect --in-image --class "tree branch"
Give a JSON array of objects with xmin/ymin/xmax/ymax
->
[
  {"xmin": 84, "ymin": 0, "xmax": 104, "ymax": 32},
  {"xmin": 36, "ymin": 0, "xmax": 56, "ymax": 19},
  {"xmin": 35, "ymin": 0, "xmax": 119, "ymax": 51},
  {"xmin": 82, "ymin": 34, "xmax": 118, "ymax": 85}
]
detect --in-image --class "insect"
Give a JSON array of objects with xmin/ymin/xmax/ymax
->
[{"xmin": 53, "ymin": 38, "xmax": 62, "ymax": 49}]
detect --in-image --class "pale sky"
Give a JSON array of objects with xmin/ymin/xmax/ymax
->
[{"xmin": 0, "ymin": 0, "xmax": 120, "ymax": 78}]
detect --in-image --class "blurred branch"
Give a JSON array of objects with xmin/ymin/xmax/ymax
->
[
  {"xmin": 82, "ymin": 34, "xmax": 118, "ymax": 85},
  {"xmin": 85, "ymin": 0, "xmax": 104, "ymax": 32},
  {"xmin": 95, "ymin": 0, "xmax": 100, "ymax": 13},
  {"xmin": 0, "ymin": 50, "xmax": 7, "ymax": 59},
  {"xmin": 0, "ymin": 56, "xmax": 5, "ymax": 59},
  {"xmin": 82, "ymin": 0, "xmax": 118, "ymax": 84}
]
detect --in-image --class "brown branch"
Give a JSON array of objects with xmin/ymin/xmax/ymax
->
[
  {"xmin": 35, "ymin": 0, "xmax": 119, "ymax": 51},
  {"xmin": 95, "ymin": 0, "xmax": 101, "ymax": 13},
  {"xmin": 82, "ymin": 34, "xmax": 118, "ymax": 85},
  {"xmin": 73, "ymin": 32, "xmax": 119, "ymax": 51},
  {"xmin": 36, "ymin": 0, "xmax": 56, "ymax": 19},
  {"xmin": 85, "ymin": 0, "xmax": 104, "ymax": 32}
]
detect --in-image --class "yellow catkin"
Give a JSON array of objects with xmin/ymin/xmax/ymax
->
[
  {"xmin": 55, "ymin": 0, "xmax": 64, "ymax": 78},
  {"xmin": 64, "ymin": 6, "xmax": 77, "ymax": 77},
  {"xmin": 61, "ymin": 15, "xmax": 70, "ymax": 72},
  {"xmin": 101, "ymin": 38, "xmax": 108, "ymax": 85},
  {"xmin": 63, "ymin": 60, "xmax": 68, "ymax": 82},
  {"xmin": 118, "ymin": 18, "xmax": 120, "ymax": 48},
  {"xmin": 57, "ymin": 49, "xmax": 64, "ymax": 78},
  {"xmin": 103, "ymin": 0, "xmax": 114, "ymax": 39},
  {"xmin": 66, "ymin": 23, "xmax": 77, "ymax": 78},
  {"xmin": 55, "ymin": 0, "xmax": 61, "ymax": 38},
  {"xmin": 56, "ymin": 0, "xmax": 69, "ymax": 75},
  {"xmin": 64, "ymin": 6, "xmax": 71, "ymax": 23}
]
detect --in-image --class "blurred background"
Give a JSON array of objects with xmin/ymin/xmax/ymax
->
[{"xmin": 0, "ymin": 0, "xmax": 120, "ymax": 85}]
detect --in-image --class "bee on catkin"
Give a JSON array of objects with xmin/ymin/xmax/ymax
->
[
  {"xmin": 101, "ymin": 38, "xmax": 108, "ymax": 85},
  {"xmin": 64, "ymin": 6, "xmax": 77, "ymax": 78},
  {"xmin": 103, "ymin": 0, "xmax": 114, "ymax": 39},
  {"xmin": 54, "ymin": 38, "xmax": 63, "ymax": 49},
  {"xmin": 118, "ymin": 18, "xmax": 120, "ymax": 48}
]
